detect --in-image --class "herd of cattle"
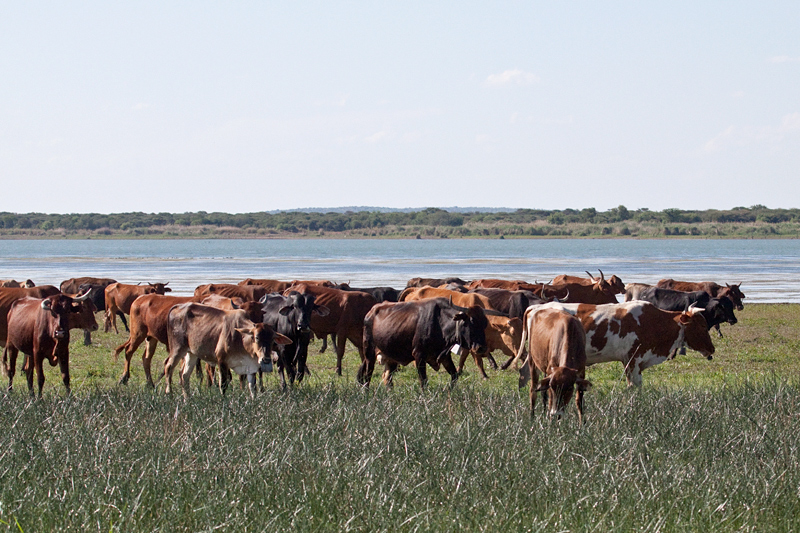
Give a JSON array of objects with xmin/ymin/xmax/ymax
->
[{"xmin": 0, "ymin": 272, "xmax": 745, "ymax": 420}]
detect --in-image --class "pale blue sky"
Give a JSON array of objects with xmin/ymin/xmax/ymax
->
[{"xmin": 2, "ymin": 2, "xmax": 798, "ymax": 214}]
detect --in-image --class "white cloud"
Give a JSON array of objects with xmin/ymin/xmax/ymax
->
[
  {"xmin": 486, "ymin": 69, "xmax": 539, "ymax": 86},
  {"xmin": 768, "ymin": 55, "xmax": 800, "ymax": 63},
  {"xmin": 703, "ymin": 113, "xmax": 800, "ymax": 152}
]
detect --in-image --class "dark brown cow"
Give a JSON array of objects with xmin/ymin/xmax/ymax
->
[
  {"xmin": 104, "ymin": 282, "xmax": 172, "ymax": 334},
  {"xmin": 468, "ymin": 288, "xmax": 544, "ymax": 319},
  {"xmin": 238, "ymin": 279, "xmax": 292, "ymax": 293},
  {"xmin": 358, "ymin": 299, "xmax": 489, "ymax": 389},
  {"xmin": 656, "ymin": 279, "xmax": 745, "ymax": 310},
  {"xmin": 0, "ymin": 286, "xmax": 62, "ymax": 346},
  {"xmin": 288, "ymin": 283, "xmax": 377, "ymax": 376},
  {"xmin": 0, "ymin": 279, "xmax": 35, "ymax": 288},
  {"xmin": 550, "ymin": 270, "xmax": 621, "ymax": 304},
  {"xmin": 516, "ymin": 307, "xmax": 591, "ymax": 422},
  {"xmin": 193, "ymin": 283, "xmax": 270, "ymax": 303},
  {"xmin": 113, "ymin": 294, "xmax": 194, "ymax": 387},
  {"xmin": 60, "ymin": 277, "xmax": 119, "ymax": 345},
  {"xmin": 405, "ymin": 277, "xmax": 469, "ymax": 289},
  {"xmin": 163, "ymin": 303, "xmax": 291, "ymax": 397},
  {"xmin": 2, "ymin": 291, "xmax": 95, "ymax": 397}
]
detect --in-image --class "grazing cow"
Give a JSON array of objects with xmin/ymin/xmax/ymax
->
[
  {"xmin": 113, "ymin": 294, "xmax": 194, "ymax": 387},
  {"xmin": 468, "ymin": 288, "xmax": 544, "ymax": 319},
  {"xmin": 260, "ymin": 292, "xmax": 330, "ymax": 389},
  {"xmin": 193, "ymin": 283, "xmax": 270, "ymax": 303},
  {"xmin": 2, "ymin": 291, "xmax": 95, "ymax": 397},
  {"xmin": 405, "ymin": 277, "xmax": 469, "ymax": 289},
  {"xmin": 358, "ymin": 299, "xmax": 489, "ymax": 389},
  {"xmin": 624, "ymin": 285, "xmax": 710, "ymax": 310},
  {"xmin": 505, "ymin": 301, "xmax": 715, "ymax": 387},
  {"xmin": 456, "ymin": 315, "xmax": 523, "ymax": 379},
  {"xmin": 288, "ymin": 284, "xmax": 377, "ymax": 376},
  {"xmin": 550, "ymin": 270, "xmax": 621, "ymax": 304},
  {"xmin": 238, "ymin": 279, "xmax": 292, "ymax": 293},
  {"xmin": 0, "ymin": 286, "xmax": 62, "ymax": 346},
  {"xmin": 657, "ymin": 279, "xmax": 746, "ymax": 311},
  {"xmin": 104, "ymin": 282, "xmax": 172, "ymax": 334},
  {"xmin": 164, "ymin": 303, "xmax": 291, "ymax": 397},
  {"xmin": 0, "ymin": 279, "xmax": 35, "ymax": 288},
  {"xmin": 60, "ymin": 277, "xmax": 120, "ymax": 345},
  {"xmin": 516, "ymin": 307, "xmax": 591, "ymax": 422}
]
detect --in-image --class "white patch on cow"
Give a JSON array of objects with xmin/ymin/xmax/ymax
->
[{"xmin": 225, "ymin": 353, "xmax": 260, "ymax": 376}]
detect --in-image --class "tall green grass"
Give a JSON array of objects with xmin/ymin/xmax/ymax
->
[{"xmin": 1, "ymin": 304, "xmax": 799, "ymax": 531}]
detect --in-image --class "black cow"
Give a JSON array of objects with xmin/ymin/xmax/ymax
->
[
  {"xmin": 260, "ymin": 292, "xmax": 330, "ymax": 389},
  {"xmin": 696, "ymin": 296, "xmax": 738, "ymax": 337},
  {"xmin": 60, "ymin": 277, "xmax": 125, "ymax": 345},
  {"xmin": 625, "ymin": 286, "xmax": 710, "ymax": 312},
  {"xmin": 358, "ymin": 298, "xmax": 489, "ymax": 389},
  {"xmin": 334, "ymin": 284, "xmax": 399, "ymax": 303}
]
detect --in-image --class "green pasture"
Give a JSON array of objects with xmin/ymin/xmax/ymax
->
[{"xmin": 1, "ymin": 304, "xmax": 799, "ymax": 531}]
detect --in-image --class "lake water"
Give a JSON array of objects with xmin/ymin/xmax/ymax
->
[{"xmin": 1, "ymin": 238, "xmax": 798, "ymax": 302}]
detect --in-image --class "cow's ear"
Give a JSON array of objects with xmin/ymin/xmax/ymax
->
[
  {"xmin": 164, "ymin": 287, "xmax": 172, "ymax": 292},
  {"xmin": 508, "ymin": 317, "xmax": 523, "ymax": 331},
  {"xmin": 279, "ymin": 305, "xmax": 293, "ymax": 316},
  {"xmin": 535, "ymin": 377, "xmax": 551, "ymax": 392},
  {"xmin": 454, "ymin": 312, "xmax": 468, "ymax": 322},
  {"xmin": 314, "ymin": 305, "xmax": 330, "ymax": 317},
  {"xmin": 576, "ymin": 378, "xmax": 592, "ymax": 391},
  {"xmin": 679, "ymin": 312, "xmax": 692, "ymax": 325},
  {"xmin": 273, "ymin": 333, "xmax": 293, "ymax": 345}
]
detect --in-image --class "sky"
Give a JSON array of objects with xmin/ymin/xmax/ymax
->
[{"xmin": 1, "ymin": 2, "xmax": 799, "ymax": 214}]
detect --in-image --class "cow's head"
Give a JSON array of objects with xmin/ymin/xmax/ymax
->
[
  {"xmin": 490, "ymin": 316, "xmax": 523, "ymax": 354},
  {"xmin": 708, "ymin": 296, "xmax": 737, "ymax": 326},
  {"xmin": 41, "ymin": 290, "xmax": 93, "ymax": 339},
  {"xmin": 23, "ymin": 279, "xmax": 35, "ymax": 288},
  {"xmin": 275, "ymin": 292, "xmax": 330, "ymax": 333},
  {"xmin": 237, "ymin": 322, "xmax": 292, "ymax": 366},
  {"xmin": 535, "ymin": 366, "xmax": 592, "ymax": 419},
  {"xmin": 147, "ymin": 282, "xmax": 172, "ymax": 295},
  {"xmin": 454, "ymin": 305, "xmax": 489, "ymax": 355},
  {"xmin": 680, "ymin": 308, "xmax": 715, "ymax": 360},
  {"xmin": 722, "ymin": 284, "xmax": 745, "ymax": 310},
  {"xmin": 68, "ymin": 296, "xmax": 98, "ymax": 332}
]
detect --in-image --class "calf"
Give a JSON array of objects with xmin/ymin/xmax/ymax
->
[
  {"xmin": 164, "ymin": 303, "xmax": 291, "ymax": 397},
  {"xmin": 517, "ymin": 307, "xmax": 591, "ymax": 422},
  {"xmin": 456, "ymin": 315, "xmax": 523, "ymax": 378}
]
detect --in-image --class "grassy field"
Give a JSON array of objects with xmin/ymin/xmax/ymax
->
[{"xmin": 1, "ymin": 304, "xmax": 799, "ymax": 531}]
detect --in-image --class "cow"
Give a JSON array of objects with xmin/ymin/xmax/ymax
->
[
  {"xmin": 516, "ymin": 307, "xmax": 591, "ymax": 422},
  {"xmin": 113, "ymin": 294, "xmax": 195, "ymax": 387},
  {"xmin": 358, "ymin": 298, "xmax": 489, "ymax": 389},
  {"xmin": 238, "ymin": 279, "xmax": 292, "ymax": 293},
  {"xmin": 104, "ymin": 282, "xmax": 172, "ymax": 334},
  {"xmin": 456, "ymin": 315, "xmax": 523, "ymax": 379},
  {"xmin": 399, "ymin": 286, "xmax": 496, "ymax": 310},
  {"xmin": 657, "ymin": 279, "xmax": 746, "ymax": 311},
  {"xmin": 2, "ymin": 291, "xmax": 95, "ymax": 397},
  {"xmin": 468, "ymin": 288, "xmax": 544, "ymax": 319},
  {"xmin": 60, "ymin": 277, "xmax": 120, "ymax": 345},
  {"xmin": 260, "ymin": 292, "xmax": 330, "ymax": 389},
  {"xmin": 550, "ymin": 270, "xmax": 621, "ymax": 304},
  {"xmin": 505, "ymin": 301, "xmax": 715, "ymax": 387},
  {"xmin": 0, "ymin": 279, "xmax": 35, "ymax": 288},
  {"xmin": 334, "ymin": 283, "xmax": 400, "ymax": 303},
  {"xmin": 466, "ymin": 279, "xmax": 541, "ymax": 293},
  {"xmin": 193, "ymin": 283, "xmax": 270, "ymax": 303},
  {"xmin": 405, "ymin": 277, "xmax": 469, "ymax": 289},
  {"xmin": 163, "ymin": 303, "xmax": 291, "ymax": 397},
  {"xmin": 287, "ymin": 284, "xmax": 377, "ymax": 376},
  {"xmin": 0, "ymin": 286, "xmax": 62, "ymax": 347}
]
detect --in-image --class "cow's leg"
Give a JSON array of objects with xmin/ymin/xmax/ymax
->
[
  {"xmin": 140, "ymin": 338, "xmax": 160, "ymax": 388},
  {"xmin": 440, "ymin": 353, "xmax": 459, "ymax": 387},
  {"xmin": 456, "ymin": 349, "xmax": 469, "ymax": 375},
  {"xmin": 714, "ymin": 323, "xmax": 723, "ymax": 338},
  {"xmin": 35, "ymin": 355, "xmax": 46, "ymax": 399},
  {"xmin": 381, "ymin": 362, "xmax": 398, "ymax": 388},
  {"xmin": 334, "ymin": 333, "xmax": 347, "ymax": 376},
  {"xmin": 59, "ymin": 353, "xmax": 71, "ymax": 396},
  {"xmin": 118, "ymin": 311, "xmax": 129, "ymax": 332},
  {"xmin": 486, "ymin": 354, "xmax": 498, "ymax": 370},
  {"xmin": 576, "ymin": 390, "xmax": 585, "ymax": 426},
  {"xmin": 103, "ymin": 308, "xmax": 113, "ymax": 333},
  {"xmin": 217, "ymin": 362, "xmax": 231, "ymax": 395},
  {"xmin": 164, "ymin": 346, "xmax": 187, "ymax": 395},
  {"xmin": 83, "ymin": 329, "xmax": 92, "ymax": 346},
  {"xmin": 319, "ymin": 333, "xmax": 328, "ymax": 353},
  {"xmin": 529, "ymin": 365, "xmax": 540, "ymax": 419},
  {"xmin": 179, "ymin": 354, "xmax": 197, "ymax": 398},
  {"xmin": 4, "ymin": 346, "xmax": 18, "ymax": 391},
  {"xmin": 297, "ymin": 336, "xmax": 310, "ymax": 384},
  {"xmin": 414, "ymin": 351, "xmax": 428, "ymax": 390},
  {"xmin": 246, "ymin": 373, "xmax": 257, "ymax": 398},
  {"xmin": 624, "ymin": 358, "xmax": 644, "ymax": 387}
]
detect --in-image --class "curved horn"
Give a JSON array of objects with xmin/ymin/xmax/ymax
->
[
  {"xmin": 556, "ymin": 289, "xmax": 569, "ymax": 303},
  {"xmin": 73, "ymin": 288, "xmax": 92, "ymax": 302},
  {"xmin": 163, "ymin": 282, "xmax": 169, "ymax": 286},
  {"xmin": 41, "ymin": 298, "xmax": 53, "ymax": 310},
  {"xmin": 585, "ymin": 271, "xmax": 595, "ymax": 280},
  {"xmin": 541, "ymin": 285, "xmax": 548, "ymax": 299},
  {"xmin": 230, "ymin": 298, "xmax": 239, "ymax": 310},
  {"xmin": 598, "ymin": 269, "xmax": 605, "ymax": 282}
]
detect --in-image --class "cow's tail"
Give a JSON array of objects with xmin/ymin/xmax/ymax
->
[
  {"xmin": 1, "ymin": 346, "xmax": 8, "ymax": 378},
  {"xmin": 502, "ymin": 308, "xmax": 530, "ymax": 370}
]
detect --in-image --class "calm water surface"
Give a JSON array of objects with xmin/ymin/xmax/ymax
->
[{"xmin": 1, "ymin": 239, "xmax": 798, "ymax": 302}]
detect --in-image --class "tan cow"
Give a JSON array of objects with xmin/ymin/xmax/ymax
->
[{"xmin": 104, "ymin": 282, "xmax": 172, "ymax": 334}]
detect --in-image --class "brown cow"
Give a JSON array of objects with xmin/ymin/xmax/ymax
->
[
  {"xmin": 193, "ymin": 283, "xmax": 269, "ymax": 303},
  {"xmin": 405, "ymin": 277, "xmax": 469, "ymax": 289},
  {"xmin": 0, "ymin": 279, "xmax": 35, "ymax": 288},
  {"xmin": 113, "ymin": 294, "xmax": 194, "ymax": 387},
  {"xmin": 60, "ymin": 277, "xmax": 119, "ymax": 345},
  {"xmin": 456, "ymin": 315, "xmax": 523, "ymax": 379},
  {"xmin": 104, "ymin": 282, "xmax": 172, "ymax": 334},
  {"xmin": 2, "ymin": 291, "xmax": 95, "ymax": 397},
  {"xmin": 516, "ymin": 307, "xmax": 591, "ymax": 423},
  {"xmin": 288, "ymin": 283, "xmax": 377, "ymax": 376},
  {"xmin": 163, "ymin": 303, "xmax": 291, "ymax": 397},
  {"xmin": 0, "ymin": 286, "xmax": 62, "ymax": 346},
  {"xmin": 238, "ymin": 279, "xmax": 292, "ymax": 292},
  {"xmin": 656, "ymin": 279, "xmax": 745, "ymax": 310},
  {"xmin": 550, "ymin": 270, "xmax": 621, "ymax": 304},
  {"xmin": 399, "ymin": 286, "xmax": 495, "ymax": 309}
]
